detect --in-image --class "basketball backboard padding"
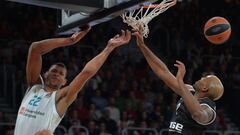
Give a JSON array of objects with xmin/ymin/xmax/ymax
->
[
  {"xmin": 7, "ymin": 0, "xmax": 105, "ymax": 11},
  {"xmin": 7, "ymin": 0, "xmax": 158, "ymax": 34},
  {"xmin": 57, "ymin": 0, "xmax": 158, "ymax": 33},
  {"xmin": 6, "ymin": 0, "xmax": 130, "ymax": 11}
]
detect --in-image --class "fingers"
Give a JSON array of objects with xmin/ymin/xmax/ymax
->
[
  {"xmin": 132, "ymin": 25, "xmax": 143, "ymax": 32},
  {"xmin": 174, "ymin": 62, "xmax": 182, "ymax": 67},
  {"xmin": 113, "ymin": 34, "xmax": 120, "ymax": 38},
  {"xmin": 174, "ymin": 60, "xmax": 185, "ymax": 67},
  {"xmin": 125, "ymin": 30, "xmax": 131, "ymax": 41},
  {"xmin": 174, "ymin": 61, "xmax": 186, "ymax": 75},
  {"xmin": 174, "ymin": 63, "xmax": 180, "ymax": 68},
  {"xmin": 176, "ymin": 60, "xmax": 184, "ymax": 65},
  {"xmin": 80, "ymin": 24, "xmax": 91, "ymax": 32},
  {"xmin": 85, "ymin": 26, "xmax": 91, "ymax": 32},
  {"xmin": 109, "ymin": 30, "xmax": 131, "ymax": 46},
  {"xmin": 133, "ymin": 31, "xmax": 144, "ymax": 46},
  {"xmin": 132, "ymin": 28, "xmax": 139, "ymax": 32},
  {"xmin": 121, "ymin": 30, "xmax": 125, "ymax": 37},
  {"xmin": 72, "ymin": 29, "xmax": 89, "ymax": 40},
  {"xmin": 108, "ymin": 29, "xmax": 131, "ymax": 47},
  {"xmin": 133, "ymin": 31, "xmax": 142, "ymax": 40},
  {"xmin": 114, "ymin": 29, "xmax": 131, "ymax": 39},
  {"xmin": 113, "ymin": 30, "xmax": 125, "ymax": 39},
  {"xmin": 73, "ymin": 25, "xmax": 91, "ymax": 39},
  {"xmin": 172, "ymin": 0, "xmax": 177, "ymax": 6},
  {"xmin": 126, "ymin": 30, "xmax": 131, "ymax": 36},
  {"xmin": 132, "ymin": 31, "xmax": 140, "ymax": 36},
  {"xmin": 132, "ymin": 31, "xmax": 140, "ymax": 38},
  {"xmin": 132, "ymin": 29, "xmax": 143, "ymax": 38},
  {"xmin": 72, "ymin": 32, "xmax": 79, "ymax": 38}
]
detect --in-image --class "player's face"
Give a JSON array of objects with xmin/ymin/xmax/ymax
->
[
  {"xmin": 194, "ymin": 75, "xmax": 224, "ymax": 100},
  {"xmin": 194, "ymin": 75, "xmax": 215, "ymax": 92},
  {"xmin": 45, "ymin": 65, "xmax": 67, "ymax": 89},
  {"xmin": 193, "ymin": 76, "xmax": 208, "ymax": 92}
]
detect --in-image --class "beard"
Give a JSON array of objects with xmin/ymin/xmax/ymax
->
[{"xmin": 45, "ymin": 79, "xmax": 61, "ymax": 90}]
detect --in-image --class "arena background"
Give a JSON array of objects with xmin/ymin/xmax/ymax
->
[{"xmin": 0, "ymin": 0, "xmax": 240, "ymax": 134}]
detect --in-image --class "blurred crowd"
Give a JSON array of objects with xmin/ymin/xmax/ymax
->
[{"xmin": 0, "ymin": 0, "xmax": 240, "ymax": 135}]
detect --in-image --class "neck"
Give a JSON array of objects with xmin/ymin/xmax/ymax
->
[
  {"xmin": 44, "ymin": 85, "xmax": 58, "ymax": 92},
  {"xmin": 194, "ymin": 92, "xmax": 205, "ymax": 99}
]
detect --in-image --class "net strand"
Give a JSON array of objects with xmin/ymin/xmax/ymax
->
[{"xmin": 121, "ymin": 0, "xmax": 176, "ymax": 38}]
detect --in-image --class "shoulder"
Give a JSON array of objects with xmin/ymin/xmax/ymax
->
[
  {"xmin": 27, "ymin": 75, "xmax": 44, "ymax": 91},
  {"xmin": 194, "ymin": 98, "xmax": 217, "ymax": 125},
  {"xmin": 27, "ymin": 84, "xmax": 44, "ymax": 94},
  {"xmin": 199, "ymin": 97, "xmax": 216, "ymax": 110},
  {"xmin": 56, "ymin": 86, "xmax": 69, "ymax": 102},
  {"xmin": 196, "ymin": 103, "xmax": 217, "ymax": 125}
]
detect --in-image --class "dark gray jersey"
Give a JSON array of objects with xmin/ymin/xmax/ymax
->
[{"xmin": 168, "ymin": 97, "xmax": 216, "ymax": 135}]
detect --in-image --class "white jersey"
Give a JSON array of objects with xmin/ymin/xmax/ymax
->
[{"xmin": 14, "ymin": 84, "xmax": 63, "ymax": 135}]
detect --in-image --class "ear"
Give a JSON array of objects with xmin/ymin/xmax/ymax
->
[{"xmin": 201, "ymin": 83, "xmax": 209, "ymax": 93}]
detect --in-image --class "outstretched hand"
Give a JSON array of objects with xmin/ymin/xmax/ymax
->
[
  {"xmin": 133, "ymin": 31, "xmax": 144, "ymax": 46},
  {"xmin": 174, "ymin": 60, "xmax": 188, "ymax": 95},
  {"xmin": 70, "ymin": 25, "xmax": 91, "ymax": 45},
  {"xmin": 174, "ymin": 60, "xmax": 186, "ymax": 82},
  {"xmin": 107, "ymin": 30, "xmax": 131, "ymax": 49}
]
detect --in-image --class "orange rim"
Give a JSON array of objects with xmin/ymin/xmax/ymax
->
[{"xmin": 143, "ymin": 4, "xmax": 159, "ymax": 9}]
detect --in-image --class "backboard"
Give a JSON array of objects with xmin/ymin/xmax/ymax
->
[{"xmin": 7, "ymin": 0, "xmax": 158, "ymax": 34}]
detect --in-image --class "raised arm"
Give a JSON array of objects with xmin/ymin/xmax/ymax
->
[
  {"xmin": 57, "ymin": 30, "xmax": 131, "ymax": 115},
  {"xmin": 174, "ymin": 61, "xmax": 215, "ymax": 125},
  {"xmin": 26, "ymin": 27, "xmax": 90, "ymax": 86},
  {"xmin": 133, "ymin": 31, "xmax": 180, "ymax": 95}
]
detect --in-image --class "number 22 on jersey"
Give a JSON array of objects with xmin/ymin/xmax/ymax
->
[{"xmin": 28, "ymin": 95, "xmax": 42, "ymax": 106}]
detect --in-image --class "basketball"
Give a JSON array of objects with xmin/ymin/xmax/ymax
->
[{"xmin": 204, "ymin": 16, "xmax": 231, "ymax": 45}]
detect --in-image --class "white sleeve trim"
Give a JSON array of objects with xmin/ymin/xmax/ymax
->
[
  {"xmin": 25, "ymin": 75, "xmax": 44, "ymax": 95},
  {"xmin": 194, "ymin": 103, "xmax": 216, "ymax": 125},
  {"xmin": 40, "ymin": 75, "xmax": 45, "ymax": 87},
  {"xmin": 52, "ymin": 91, "xmax": 62, "ymax": 119}
]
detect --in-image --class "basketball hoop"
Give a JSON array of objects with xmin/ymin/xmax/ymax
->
[{"xmin": 121, "ymin": 0, "xmax": 176, "ymax": 38}]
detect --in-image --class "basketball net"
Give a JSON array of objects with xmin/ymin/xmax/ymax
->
[{"xmin": 121, "ymin": 0, "xmax": 176, "ymax": 38}]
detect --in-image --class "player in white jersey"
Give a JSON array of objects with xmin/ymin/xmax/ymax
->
[{"xmin": 14, "ymin": 26, "xmax": 131, "ymax": 135}]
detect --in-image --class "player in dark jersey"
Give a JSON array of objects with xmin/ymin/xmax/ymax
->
[{"xmin": 133, "ymin": 31, "xmax": 224, "ymax": 135}]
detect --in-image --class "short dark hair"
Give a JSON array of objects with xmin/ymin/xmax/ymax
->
[
  {"xmin": 52, "ymin": 62, "xmax": 67, "ymax": 69},
  {"xmin": 50, "ymin": 62, "xmax": 67, "ymax": 77}
]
